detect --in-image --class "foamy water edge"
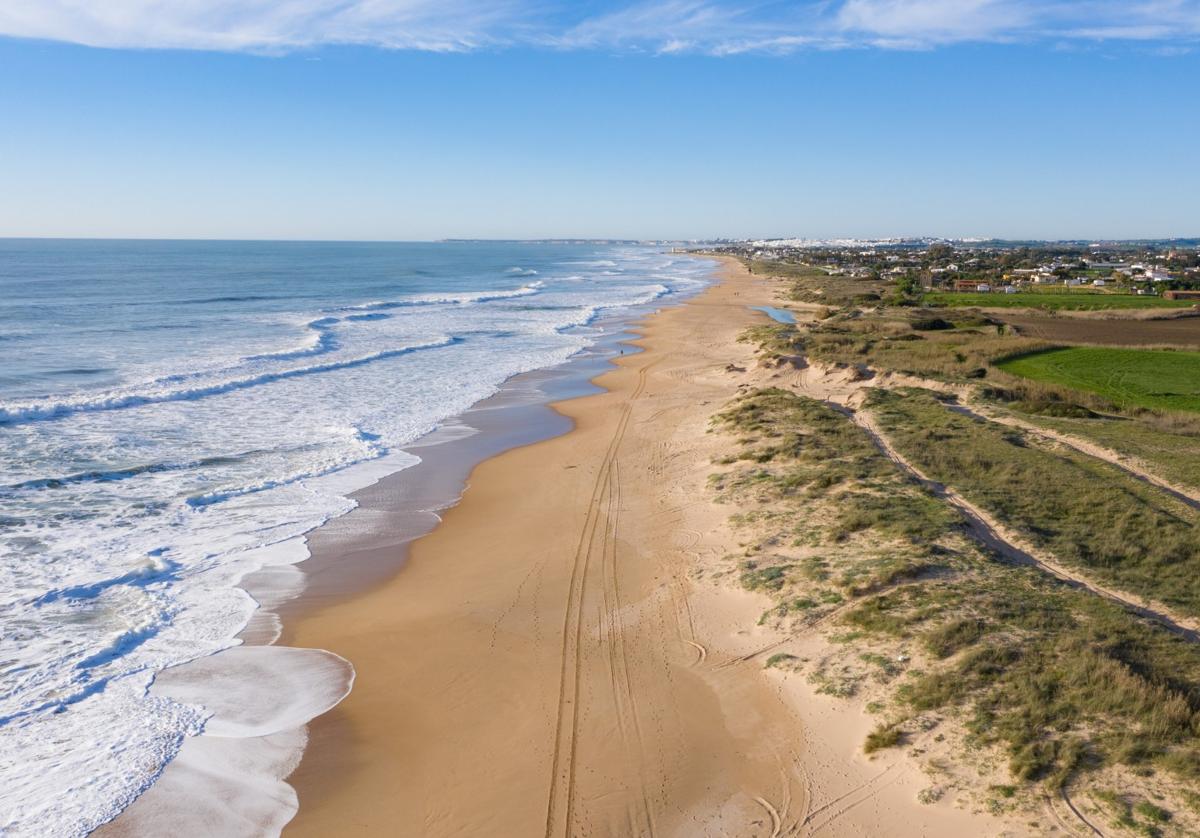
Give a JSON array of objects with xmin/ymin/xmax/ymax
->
[{"xmin": 94, "ymin": 255, "xmax": 716, "ymax": 836}]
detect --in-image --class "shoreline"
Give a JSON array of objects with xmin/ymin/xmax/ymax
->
[
  {"xmin": 278, "ymin": 257, "xmax": 1009, "ymax": 836},
  {"xmin": 95, "ymin": 263, "xmax": 713, "ymax": 836}
]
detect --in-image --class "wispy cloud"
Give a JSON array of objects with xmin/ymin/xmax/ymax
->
[
  {"xmin": 0, "ymin": 0, "xmax": 1198, "ymax": 54},
  {"xmin": 836, "ymin": 0, "xmax": 1034, "ymax": 43},
  {"xmin": 0, "ymin": 1, "xmax": 534, "ymax": 52}
]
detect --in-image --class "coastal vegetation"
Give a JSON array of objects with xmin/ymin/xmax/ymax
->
[
  {"xmin": 993, "ymin": 409, "xmax": 1200, "ymax": 495},
  {"xmin": 707, "ymin": 247, "xmax": 1200, "ymax": 833},
  {"xmin": 774, "ymin": 304, "xmax": 1045, "ymax": 382},
  {"xmin": 712, "ymin": 385, "xmax": 1200, "ymax": 832},
  {"xmin": 867, "ymin": 387, "xmax": 1200, "ymax": 616},
  {"xmin": 743, "ymin": 254, "xmax": 1200, "ymax": 492}
]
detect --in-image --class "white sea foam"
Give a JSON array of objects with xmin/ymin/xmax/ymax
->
[
  {"xmin": 341, "ymin": 280, "xmax": 544, "ymax": 312},
  {"xmin": 106, "ymin": 646, "xmax": 353, "ymax": 836},
  {"xmin": 153, "ymin": 645, "xmax": 354, "ymax": 739},
  {"xmin": 0, "ymin": 245, "xmax": 715, "ymax": 836},
  {"xmin": 0, "ymin": 336, "xmax": 458, "ymax": 425}
]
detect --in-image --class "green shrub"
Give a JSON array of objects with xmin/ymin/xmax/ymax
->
[{"xmin": 864, "ymin": 723, "xmax": 903, "ymax": 753}]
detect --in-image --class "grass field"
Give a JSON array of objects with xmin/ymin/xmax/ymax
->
[
  {"xmin": 925, "ymin": 291, "xmax": 1193, "ymax": 311},
  {"xmin": 997, "ymin": 346, "xmax": 1200, "ymax": 413}
]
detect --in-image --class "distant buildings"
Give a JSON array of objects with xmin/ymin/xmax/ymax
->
[{"xmin": 710, "ymin": 238, "xmax": 1200, "ymax": 298}]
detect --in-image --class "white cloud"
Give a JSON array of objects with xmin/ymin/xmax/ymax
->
[{"xmin": 0, "ymin": 0, "xmax": 1197, "ymax": 54}]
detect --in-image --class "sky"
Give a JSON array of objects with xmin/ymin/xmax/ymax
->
[{"xmin": 0, "ymin": 1, "xmax": 1198, "ymax": 241}]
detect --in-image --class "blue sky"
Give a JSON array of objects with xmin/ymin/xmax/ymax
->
[{"xmin": 0, "ymin": 1, "xmax": 1197, "ymax": 240}]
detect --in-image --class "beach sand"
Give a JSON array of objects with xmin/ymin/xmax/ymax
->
[{"xmin": 277, "ymin": 257, "xmax": 1007, "ymax": 836}]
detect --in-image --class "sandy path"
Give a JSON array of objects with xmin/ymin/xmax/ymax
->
[
  {"xmin": 779, "ymin": 362, "xmax": 1200, "ymax": 641},
  {"xmin": 852, "ymin": 408, "xmax": 1200, "ymax": 640},
  {"xmin": 280, "ymin": 259, "xmax": 1006, "ymax": 837},
  {"xmin": 781, "ymin": 353, "xmax": 1200, "ymax": 511},
  {"xmin": 948, "ymin": 402, "xmax": 1200, "ymax": 511}
]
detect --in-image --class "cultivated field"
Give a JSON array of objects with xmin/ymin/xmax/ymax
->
[
  {"xmin": 997, "ymin": 346, "xmax": 1200, "ymax": 413},
  {"xmin": 999, "ymin": 312, "xmax": 1200, "ymax": 348},
  {"xmin": 925, "ymin": 291, "xmax": 1192, "ymax": 311}
]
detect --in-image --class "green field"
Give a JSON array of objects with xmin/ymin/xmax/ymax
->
[
  {"xmin": 997, "ymin": 346, "xmax": 1200, "ymax": 413},
  {"xmin": 925, "ymin": 291, "xmax": 1191, "ymax": 311}
]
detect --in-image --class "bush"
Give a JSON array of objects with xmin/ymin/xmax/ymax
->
[
  {"xmin": 924, "ymin": 617, "xmax": 988, "ymax": 658},
  {"xmin": 864, "ymin": 723, "xmax": 903, "ymax": 753}
]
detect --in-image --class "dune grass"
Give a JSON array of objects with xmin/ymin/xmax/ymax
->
[
  {"xmin": 713, "ymin": 386, "xmax": 1200, "ymax": 801},
  {"xmin": 775, "ymin": 308, "xmax": 1050, "ymax": 382},
  {"xmin": 998, "ymin": 408, "xmax": 1200, "ymax": 495},
  {"xmin": 866, "ymin": 387, "xmax": 1200, "ymax": 616},
  {"xmin": 996, "ymin": 346, "xmax": 1200, "ymax": 414}
]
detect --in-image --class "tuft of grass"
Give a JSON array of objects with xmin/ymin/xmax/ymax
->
[
  {"xmin": 923, "ymin": 617, "xmax": 988, "ymax": 659},
  {"xmin": 1135, "ymin": 801, "xmax": 1172, "ymax": 824},
  {"xmin": 740, "ymin": 562, "xmax": 790, "ymax": 592},
  {"xmin": 864, "ymin": 723, "xmax": 903, "ymax": 753}
]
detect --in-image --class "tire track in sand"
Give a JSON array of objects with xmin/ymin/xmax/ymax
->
[{"xmin": 543, "ymin": 359, "xmax": 657, "ymax": 838}]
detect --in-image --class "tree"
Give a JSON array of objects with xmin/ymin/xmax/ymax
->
[
  {"xmin": 927, "ymin": 243, "xmax": 954, "ymax": 262},
  {"xmin": 895, "ymin": 274, "xmax": 921, "ymax": 297}
]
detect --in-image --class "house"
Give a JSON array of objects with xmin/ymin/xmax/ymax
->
[
  {"xmin": 1003, "ymin": 285, "xmax": 1018, "ymax": 294},
  {"xmin": 953, "ymin": 278, "xmax": 990, "ymax": 292},
  {"xmin": 1164, "ymin": 290, "xmax": 1200, "ymax": 301},
  {"xmin": 1146, "ymin": 269, "xmax": 1173, "ymax": 283},
  {"xmin": 1093, "ymin": 279, "xmax": 1106, "ymax": 287}
]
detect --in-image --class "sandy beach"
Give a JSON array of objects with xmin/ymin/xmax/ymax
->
[{"xmin": 272, "ymin": 257, "xmax": 1008, "ymax": 837}]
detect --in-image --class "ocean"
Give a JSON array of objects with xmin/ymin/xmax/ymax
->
[{"xmin": 0, "ymin": 239, "xmax": 714, "ymax": 835}]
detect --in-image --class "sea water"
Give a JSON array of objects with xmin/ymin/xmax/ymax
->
[{"xmin": 0, "ymin": 240, "xmax": 713, "ymax": 835}]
